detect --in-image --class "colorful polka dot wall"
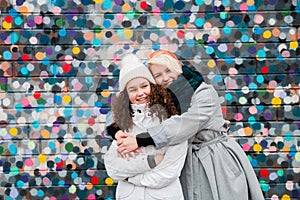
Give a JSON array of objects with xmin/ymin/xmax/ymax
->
[{"xmin": 0, "ymin": 0, "xmax": 299, "ymax": 199}]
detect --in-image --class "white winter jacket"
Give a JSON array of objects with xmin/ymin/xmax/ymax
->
[{"xmin": 104, "ymin": 104, "xmax": 187, "ymax": 200}]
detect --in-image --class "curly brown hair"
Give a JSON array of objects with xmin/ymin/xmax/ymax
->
[{"xmin": 111, "ymin": 83, "xmax": 178, "ymax": 132}]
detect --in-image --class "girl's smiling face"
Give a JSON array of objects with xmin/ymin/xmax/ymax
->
[
  {"xmin": 149, "ymin": 64, "xmax": 180, "ymax": 88},
  {"xmin": 126, "ymin": 77, "xmax": 151, "ymax": 104}
]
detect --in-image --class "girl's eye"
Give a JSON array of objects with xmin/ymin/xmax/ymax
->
[{"xmin": 154, "ymin": 74, "xmax": 161, "ymax": 78}]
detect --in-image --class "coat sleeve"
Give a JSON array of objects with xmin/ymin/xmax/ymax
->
[
  {"xmin": 104, "ymin": 141, "xmax": 152, "ymax": 181},
  {"xmin": 127, "ymin": 141, "xmax": 188, "ymax": 188},
  {"xmin": 147, "ymin": 84, "xmax": 223, "ymax": 148}
]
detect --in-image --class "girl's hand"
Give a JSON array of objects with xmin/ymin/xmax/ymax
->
[
  {"xmin": 117, "ymin": 135, "xmax": 139, "ymax": 157},
  {"xmin": 115, "ymin": 130, "xmax": 127, "ymax": 140}
]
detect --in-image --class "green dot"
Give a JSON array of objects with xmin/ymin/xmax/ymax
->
[
  {"xmin": 65, "ymin": 143, "xmax": 73, "ymax": 152},
  {"xmin": 94, "ymin": 25, "xmax": 102, "ymax": 34},
  {"xmin": 37, "ymin": 98, "xmax": 45, "ymax": 104},
  {"xmin": 0, "ymin": 146, "xmax": 4, "ymax": 154},
  {"xmin": 56, "ymin": 18, "xmax": 65, "ymax": 27},
  {"xmin": 1, "ymin": 84, "xmax": 7, "ymax": 91},
  {"xmin": 277, "ymin": 169, "xmax": 284, "ymax": 177}
]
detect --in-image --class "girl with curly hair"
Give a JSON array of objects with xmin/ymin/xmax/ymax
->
[{"xmin": 104, "ymin": 54, "xmax": 187, "ymax": 200}]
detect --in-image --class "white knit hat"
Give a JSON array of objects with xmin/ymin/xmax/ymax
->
[{"xmin": 119, "ymin": 54, "xmax": 156, "ymax": 91}]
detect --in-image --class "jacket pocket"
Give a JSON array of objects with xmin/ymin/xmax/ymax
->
[{"xmin": 116, "ymin": 181, "xmax": 135, "ymax": 199}]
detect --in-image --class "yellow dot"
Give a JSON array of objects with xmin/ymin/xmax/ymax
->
[
  {"xmin": 167, "ymin": 19, "xmax": 177, "ymax": 28},
  {"xmin": 9, "ymin": 128, "xmax": 18, "ymax": 136},
  {"xmin": 253, "ymin": 144, "xmax": 262, "ymax": 152},
  {"xmin": 105, "ymin": 177, "xmax": 114, "ymax": 186},
  {"xmin": 122, "ymin": 3, "xmax": 131, "ymax": 12},
  {"xmin": 38, "ymin": 154, "xmax": 47, "ymax": 163},
  {"xmin": 281, "ymin": 194, "xmax": 290, "ymax": 200},
  {"xmin": 3, "ymin": 21, "xmax": 12, "ymax": 30},
  {"xmin": 101, "ymin": 90, "xmax": 110, "ymax": 98},
  {"xmin": 295, "ymin": 152, "xmax": 300, "ymax": 162},
  {"xmin": 244, "ymin": 127, "xmax": 253, "ymax": 136},
  {"xmin": 72, "ymin": 46, "xmax": 80, "ymax": 55},
  {"xmin": 62, "ymin": 95, "xmax": 71, "ymax": 103},
  {"xmin": 272, "ymin": 97, "xmax": 281, "ymax": 108},
  {"xmin": 35, "ymin": 52, "xmax": 45, "ymax": 60},
  {"xmin": 86, "ymin": 182, "xmax": 93, "ymax": 190},
  {"xmin": 41, "ymin": 129, "xmax": 50, "ymax": 138},
  {"xmin": 124, "ymin": 29, "xmax": 133, "ymax": 38},
  {"xmin": 207, "ymin": 59, "xmax": 216, "ymax": 68},
  {"xmin": 290, "ymin": 41, "xmax": 298, "ymax": 49},
  {"xmin": 93, "ymin": 0, "xmax": 103, "ymax": 3},
  {"xmin": 263, "ymin": 30, "xmax": 272, "ymax": 39}
]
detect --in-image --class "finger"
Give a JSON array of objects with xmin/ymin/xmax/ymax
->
[
  {"xmin": 135, "ymin": 149, "xmax": 142, "ymax": 154},
  {"xmin": 130, "ymin": 152, "xmax": 136, "ymax": 158},
  {"xmin": 117, "ymin": 139, "xmax": 123, "ymax": 146}
]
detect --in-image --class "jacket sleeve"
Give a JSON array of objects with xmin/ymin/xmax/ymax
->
[
  {"xmin": 147, "ymin": 84, "xmax": 225, "ymax": 148},
  {"xmin": 127, "ymin": 141, "xmax": 188, "ymax": 188},
  {"xmin": 104, "ymin": 141, "xmax": 152, "ymax": 181}
]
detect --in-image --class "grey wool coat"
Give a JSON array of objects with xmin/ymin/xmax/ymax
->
[{"xmin": 147, "ymin": 83, "xmax": 265, "ymax": 200}]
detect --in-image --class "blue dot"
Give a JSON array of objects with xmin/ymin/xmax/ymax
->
[
  {"xmin": 251, "ymin": 159, "xmax": 258, "ymax": 167},
  {"xmin": 16, "ymin": 180, "xmax": 24, "ymax": 188},
  {"xmin": 214, "ymin": 74, "xmax": 223, "ymax": 83},
  {"xmin": 225, "ymin": 93, "xmax": 232, "ymax": 101},
  {"xmin": 48, "ymin": 141, "xmax": 56, "ymax": 149},
  {"xmin": 256, "ymin": 75, "xmax": 264, "ymax": 83},
  {"xmin": 186, "ymin": 39, "xmax": 194, "ymax": 47},
  {"xmin": 195, "ymin": 0, "xmax": 204, "ymax": 6},
  {"xmin": 20, "ymin": 67, "xmax": 29, "ymax": 76},
  {"xmin": 241, "ymin": 34, "xmax": 249, "ymax": 42},
  {"xmin": 14, "ymin": 16, "xmax": 23, "ymax": 26},
  {"xmin": 3, "ymin": 51, "xmax": 12, "ymax": 60},
  {"xmin": 195, "ymin": 18, "xmax": 204, "ymax": 27},
  {"xmin": 223, "ymin": 25, "xmax": 232, "ymax": 35},
  {"xmin": 249, "ymin": 83, "xmax": 257, "ymax": 90},
  {"xmin": 32, "ymin": 121, "xmax": 40, "ymax": 128},
  {"xmin": 206, "ymin": 46, "xmax": 214, "ymax": 54},
  {"xmin": 253, "ymin": 26, "xmax": 262, "ymax": 34},
  {"xmin": 93, "ymin": 38, "xmax": 101, "ymax": 47},
  {"xmin": 58, "ymin": 28, "xmax": 67, "ymax": 37},
  {"xmin": 42, "ymin": 57, "xmax": 50, "ymax": 65},
  {"xmin": 161, "ymin": 13, "xmax": 170, "ymax": 21},
  {"xmin": 71, "ymin": 172, "xmax": 78, "ymax": 179},
  {"xmin": 37, "ymin": 189, "xmax": 44, "ymax": 197},
  {"xmin": 103, "ymin": 0, "xmax": 112, "ymax": 10},
  {"xmin": 15, "ymin": 103, "xmax": 23, "ymax": 111},
  {"xmin": 248, "ymin": 116, "xmax": 256, "ymax": 125},
  {"xmin": 9, "ymin": 144, "xmax": 17, "ymax": 154},
  {"xmin": 103, "ymin": 20, "xmax": 111, "ymax": 28},
  {"xmin": 222, "ymin": 0, "xmax": 230, "ymax": 6}
]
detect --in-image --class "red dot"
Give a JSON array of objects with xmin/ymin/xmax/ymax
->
[
  {"xmin": 140, "ymin": 1, "xmax": 148, "ymax": 10},
  {"xmin": 62, "ymin": 64, "xmax": 72, "ymax": 73},
  {"xmin": 91, "ymin": 176, "xmax": 99, "ymax": 185},
  {"xmin": 5, "ymin": 16, "xmax": 13, "ymax": 23},
  {"xmin": 221, "ymin": 106, "xmax": 227, "ymax": 115},
  {"xmin": 56, "ymin": 160, "xmax": 64, "ymax": 167},
  {"xmin": 177, "ymin": 30, "xmax": 185, "ymax": 39},
  {"xmin": 33, "ymin": 92, "xmax": 41, "ymax": 99},
  {"xmin": 261, "ymin": 66, "xmax": 268, "ymax": 74},
  {"xmin": 22, "ymin": 54, "xmax": 30, "ymax": 61},
  {"xmin": 259, "ymin": 169, "xmax": 269, "ymax": 178},
  {"xmin": 88, "ymin": 118, "xmax": 95, "ymax": 126}
]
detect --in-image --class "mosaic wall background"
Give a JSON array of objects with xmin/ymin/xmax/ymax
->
[{"xmin": 0, "ymin": 0, "xmax": 299, "ymax": 199}]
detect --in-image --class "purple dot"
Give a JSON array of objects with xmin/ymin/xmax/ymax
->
[
  {"xmin": 243, "ymin": 75, "xmax": 251, "ymax": 84},
  {"xmin": 27, "ymin": 20, "xmax": 35, "ymax": 27},
  {"xmin": 46, "ymin": 48, "xmax": 53, "ymax": 55},
  {"xmin": 114, "ymin": 0, "xmax": 123, "ymax": 5},
  {"xmin": 248, "ymin": 46, "xmax": 256, "ymax": 54},
  {"xmin": 264, "ymin": 112, "xmax": 272, "ymax": 120},
  {"xmin": 156, "ymin": 1, "xmax": 164, "ymax": 8},
  {"xmin": 21, "ymin": 175, "xmax": 29, "ymax": 182}
]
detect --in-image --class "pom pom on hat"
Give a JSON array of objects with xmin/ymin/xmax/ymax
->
[{"xmin": 119, "ymin": 54, "xmax": 156, "ymax": 91}]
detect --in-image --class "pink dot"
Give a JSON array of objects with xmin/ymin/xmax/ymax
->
[
  {"xmin": 87, "ymin": 194, "xmax": 96, "ymax": 200},
  {"xmin": 43, "ymin": 177, "xmax": 51, "ymax": 186},
  {"xmin": 52, "ymin": 127, "xmax": 60, "ymax": 134},
  {"xmin": 25, "ymin": 158, "xmax": 34, "ymax": 166},
  {"xmin": 34, "ymin": 16, "xmax": 43, "ymax": 25},
  {"xmin": 261, "ymin": 128, "xmax": 269, "ymax": 136},
  {"xmin": 249, "ymin": 106, "xmax": 257, "ymax": 114},
  {"xmin": 234, "ymin": 113, "xmax": 243, "ymax": 121},
  {"xmin": 228, "ymin": 67, "xmax": 238, "ymax": 76},
  {"xmin": 50, "ymin": 197, "xmax": 57, "ymax": 200},
  {"xmin": 74, "ymin": 82, "xmax": 83, "ymax": 90},
  {"xmin": 242, "ymin": 143, "xmax": 251, "ymax": 151},
  {"xmin": 52, "ymin": 6, "xmax": 61, "ymax": 15},
  {"xmin": 153, "ymin": 8, "xmax": 161, "ymax": 15},
  {"xmin": 240, "ymin": 3, "xmax": 248, "ymax": 12},
  {"xmin": 254, "ymin": 14, "xmax": 264, "ymax": 24},
  {"xmin": 20, "ymin": 98, "xmax": 30, "ymax": 106},
  {"xmin": 116, "ymin": 13, "xmax": 124, "ymax": 21}
]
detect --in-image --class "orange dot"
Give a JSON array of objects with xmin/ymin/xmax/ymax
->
[
  {"xmin": 282, "ymin": 146, "xmax": 290, "ymax": 154},
  {"xmin": 272, "ymin": 28, "xmax": 280, "ymax": 37},
  {"xmin": 86, "ymin": 182, "xmax": 93, "ymax": 190},
  {"xmin": 19, "ymin": 6, "xmax": 29, "ymax": 14},
  {"xmin": 84, "ymin": 31, "xmax": 93, "ymax": 41},
  {"xmin": 122, "ymin": 4, "xmax": 131, "ymax": 12},
  {"xmin": 41, "ymin": 129, "xmax": 50, "ymax": 138},
  {"xmin": 244, "ymin": 127, "xmax": 253, "ymax": 136},
  {"xmin": 167, "ymin": 19, "xmax": 177, "ymax": 28}
]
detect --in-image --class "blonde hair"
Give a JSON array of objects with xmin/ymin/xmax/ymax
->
[{"xmin": 147, "ymin": 50, "xmax": 183, "ymax": 74}]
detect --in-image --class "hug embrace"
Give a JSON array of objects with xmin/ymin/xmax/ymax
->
[{"xmin": 104, "ymin": 50, "xmax": 264, "ymax": 200}]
